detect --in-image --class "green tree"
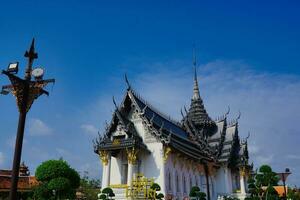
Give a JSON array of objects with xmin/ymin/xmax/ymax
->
[
  {"xmin": 189, "ymin": 186, "xmax": 206, "ymax": 200},
  {"xmin": 33, "ymin": 159, "xmax": 80, "ymax": 200},
  {"xmin": 246, "ymin": 165, "xmax": 280, "ymax": 200},
  {"xmin": 79, "ymin": 171, "xmax": 101, "ymax": 200},
  {"xmin": 287, "ymin": 187, "xmax": 300, "ymax": 200}
]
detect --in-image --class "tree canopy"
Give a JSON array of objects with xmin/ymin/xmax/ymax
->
[
  {"xmin": 33, "ymin": 159, "xmax": 80, "ymax": 200},
  {"xmin": 246, "ymin": 164, "xmax": 280, "ymax": 200}
]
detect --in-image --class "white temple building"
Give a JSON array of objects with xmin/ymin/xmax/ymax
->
[{"xmin": 94, "ymin": 67, "xmax": 252, "ymax": 200}]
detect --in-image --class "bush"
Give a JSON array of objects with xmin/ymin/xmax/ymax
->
[{"xmin": 189, "ymin": 186, "xmax": 206, "ymax": 200}]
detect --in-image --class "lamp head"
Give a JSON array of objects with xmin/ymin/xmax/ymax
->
[
  {"xmin": 7, "ymin": 62, "xmax": 19, "ymax": 74},
  {"xmin": 0, "ymin": 88, "xmax": 9, "ymax": 95}
]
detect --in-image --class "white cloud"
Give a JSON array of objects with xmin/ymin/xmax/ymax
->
[
  {"xmin": 287, "ymin": 155, "xmax": 300, "ymax": 160},
  {"xmin": 0, "ymin": 152, "xmax": 4, "ymax": 166},
  {"xmin": 28, "ymin": 118, "xmax": 52, "ymax": 136},
  {"xmin": 80, "ymin": 124, "xmax": 98, "ymax": 136},
  {"xmin": 256, "ymin": 155, "xmax": 274, "ymax": 166}
]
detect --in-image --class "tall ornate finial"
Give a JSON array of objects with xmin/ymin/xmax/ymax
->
[
  {"xmin": 112, "ymin": 96, "xmax": 118, "ymax": 109},
  {"xmin": 124, "ymin": 73, "xmax": 131, "ymax": 90},
  {"xmin": 192, "ymin": 45, "xmax": 200, "ymax": 101},
  {"xmin": 193, "ymin": 44, "xmax": 197, "ymax": 68}
]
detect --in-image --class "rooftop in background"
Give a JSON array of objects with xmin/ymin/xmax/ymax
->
[{"xmin": 0, "ymin": 162, "xmax": 38, "ymax": 192}]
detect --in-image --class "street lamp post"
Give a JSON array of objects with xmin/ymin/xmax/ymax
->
[
  {"xmin": 1, "ymin": 39, "xmax": 55, "ymax": 200},
  {"xmin": 277, "ymin": 168, "xmax": 291, "ymax": 200}
]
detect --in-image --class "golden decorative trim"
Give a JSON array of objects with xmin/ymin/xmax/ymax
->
[
  {"xmin": 127, "ymin": 147, "xmax": 138, "ymax": 164},
  {"xmin": 112, "ymin": 138, "xmax": 120, "ymax": 145},
  {"xmin": 239, "ymin": 166, "xmax": 247, "ymax": 177},
  {"xmin": 163, "ymin": 146, "xmax": 172, "ymax": 163},
  {"xmin": 99, "ymin": 150, "xmax": 109, "ymax": 166},
  {"xmin": 110, "ymin": 184, "xmax": 128, "ymax": 189}
]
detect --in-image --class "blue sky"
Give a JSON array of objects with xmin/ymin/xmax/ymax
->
[{"xmin": 0, "ymin": 0, "xmax": 300, "ymax": 186}]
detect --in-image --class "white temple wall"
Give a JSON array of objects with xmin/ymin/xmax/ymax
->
[
  {"xmin": 141, "ymin": 142, "xmax": 164, "ymax": 182},
  {"xmin": 215, "ymin": 166, "xmax": 232, "ymax": 194},
  {"xmin": 163, "ymin": 154, "xmax": 209, "ymax": 200},
  {"xmin": 129, "ymin": 111, "xmax": 166, "ymax": 192}
]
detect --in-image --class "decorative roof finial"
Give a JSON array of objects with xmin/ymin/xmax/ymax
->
[
  {"xmin": 112, "ymin": 96, "xmax": 118, "ymax": 109},
  {"xmin": 236, "ymin": 110, "xmax": 241, "ymax": 121},
  {"xmin": 124, "ymin": 73, "xmax": 131, "ymax": 90},
  {"xmin": 193, "ymin": 43, "xmax": 197, "ymax": 68},
  {"xmin": 192, "ymin": 45, "xmax": 200, "ymax": 101},
  {"xmin": 225, "ymin": 106, "xmax": 230, "ymax": 116}
]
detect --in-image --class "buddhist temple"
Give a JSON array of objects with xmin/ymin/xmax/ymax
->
[{"xmin": 93, "ymin": 65, "xmax": 252, "ymax": 200}]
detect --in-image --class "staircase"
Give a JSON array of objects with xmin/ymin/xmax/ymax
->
[{"xmin": 113, "ymin": 188, "xmax": 128, "ymax": 200}]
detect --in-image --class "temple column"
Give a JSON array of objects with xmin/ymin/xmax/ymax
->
[
  {"xmin": 127, "ymin": 163, "xmax": 134, "ymax": 186},
  {"xmin": 239, "ymin": 168, "xmax": 246, "ymax": 195},
  {"xmin": 127, "ymin": 147, "xmax": 138, "ymax": 187},
  {"xmin": 99, "ymin": 151, "xmax": 111, "ymax": 189},
  {"xmin": 162, "ymin": 146, "xmax": 171, "ymax": 197},
  {"xmin": 172, "ymin": 168, "xmax": 177, "ymax": 197}
]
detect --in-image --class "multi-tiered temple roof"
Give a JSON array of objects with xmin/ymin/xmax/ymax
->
[{"xmin": 94, "ymin": 68, "xmax": 249, "ymax": 168}]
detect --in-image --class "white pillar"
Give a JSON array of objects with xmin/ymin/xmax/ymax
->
[
  {"xmin": 172, "ymin": 169, "xmax": 177, "ymax": 197},
  {"xmin": 240, "ymin": 174, "xmax": 246, "ymax": 195},
  {"xmin": 160, "ymin": 159, "xmax": 166, "ymax": 196},
  {"xmin": 161, "ymin": 146, "xmax": 171, "ymax": 197},
  {"xmin": 127, "ymin": 163, "xmax": 134, "ymax": 186},
  {"xmin": 101, "ymin": 164, "xmax": 107, "ymax": 189},
  {"xmin": 224, "ymin": 168, "xmax": 229, "ymax": 193},
  {"xmin": 101, "ymin": 152, "xmax": 111, "ymax": 189},
  {"xmin": 127, "ymin": 147, "xmax": 137, "ymax": 189},
  {"xmin": 106, "ymin": 155, "xmax": 111, "ymax": 187}
]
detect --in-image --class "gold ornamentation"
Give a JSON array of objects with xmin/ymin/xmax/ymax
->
[
  {"xmin": 110, "ymin": 184, "xmax": 128, "ymax": 189},
  {"xmin": 163, "ymin": 146, "xmax": 171, "ymax": 163},
  {"xmin": 127, "ymin": 147, "xmax": 138, "ymax": 164},
  {"xmin": 126, "ymin": 173, "xmax": 156, "ymax": 199},
  {"xmin": 239, "ymin": 166, "xmax": 247, "ymax": 177},
  {"xmin": 99, "ymin": 150, "xmax": 109, "ymax": 166},
  {"xmin": 112, "ymin": 138, "xmax": 120, "ymax": 145}
]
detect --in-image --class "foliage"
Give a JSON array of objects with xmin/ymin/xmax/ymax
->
[
  {"xmin": 189, "ymin": 186, "xmax": 206, "ymax": 200},
  {"xmin": 287, "ymin": 187, "xmax": 300, "ymax": 200},
  {"xmin": 99, "ymin": 187, "xmax": 115, "ymax": 200},
  {"xmin": 33, "ymin": 159, "xmax": 80, "ymax": 200},
  {"xmin": 79, "ymin": 171, "xmax": 101, "ymax": 200},
  {"xmin": 246, "ymin": 164, "xmax": 280, "ymax": 200},
  {"xmin": 33, "ymin": 183, "xmax": 52, "ymax": 200},
  {"xmin": 150, "ymin": 183, "xmax": 164, "ymax": 200}
]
